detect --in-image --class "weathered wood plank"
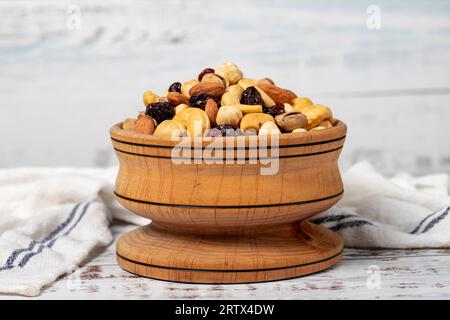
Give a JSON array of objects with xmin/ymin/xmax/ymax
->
[{"xmin": 2, "ymin": 222, "xmax": 449, "ymax": 299}]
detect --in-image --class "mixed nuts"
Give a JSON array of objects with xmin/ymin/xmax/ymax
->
[{"xmin": 123, "ymin": 62, "xmax": 335, "ymax": 137}]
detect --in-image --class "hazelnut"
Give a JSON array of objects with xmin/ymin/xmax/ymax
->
[
  {"xmin": 201, "ymin": 73, "xmax": 229, "ymax": 88},
  {"xmin": 153, "ymin": 120, "xmax": 187, "ymax": 138},
  {"xmin": 216, "ymin": 106, "xmax": 243, "ymax": 127},
  {"xmin": 275, "ymin": 112, "xmax": 308, "ymax": 132},
  {"xmin": 259, "ymin": 121, "xmax": 281, "ymax": 135},
  {"xmin": 215, "ymin": 62, "xmax": 243, "ymax": 85}
]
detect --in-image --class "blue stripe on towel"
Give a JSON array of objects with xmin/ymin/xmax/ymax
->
[
  {"xmin": 17, "ymin": 202, "xmax": 91, "ymax": 268},
  {"xmin": 2, "ymin": 203, "xmax": 81, "ymax": 267},
  {"xmin": 421, "ymin": 206, "xmax": 450, "ymax": 234},
  {"xmin": 329, "ymin": 220, "xmax": 373, "ymax": 232}
]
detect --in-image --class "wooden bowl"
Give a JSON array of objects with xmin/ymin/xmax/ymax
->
[{"xmin": 111, "ymin": 119, "xmax": 347, "ymax": 283}]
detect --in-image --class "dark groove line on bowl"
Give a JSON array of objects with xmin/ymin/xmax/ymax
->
[
  {"xmin": 111, "ymin": 135, "xmax": 346, "ymax": 150},
  {"xmin": 113, "ymin": 145, "xmax": 343, "ymax": 160},
  {"xmin": 116, "ymin": 248, "xmax": 343, "ymax": 273},
  {"xmin": 113, "ymin": 190, "xmax": 344, "ymax": 209}
]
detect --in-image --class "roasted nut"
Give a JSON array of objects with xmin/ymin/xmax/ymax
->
[
  {"xmin": 221, "ymin": 84, "xmax": 243, "ymax": 105},
  {"xmin": 216, "ymin": 106, "xmax": 243, "ymax": 127},
  {"xmin": 275, "ymin": 112, "xmax": 308, "ymax": 132},
  {"xmin": 240, "ymin": 113, "xmax": 275, "ymax": 133},
  {"xmin": 181, "ymin": 79, "xmax": 199, "ymax": 98},
  {"xmin": 197, "ymin": 68, "xmax": 215, "ymax": 81},
  {"xmin": 283, "ymin": 103, "xmax": 295, "ymax": 113},
  {"xmin": 310, "ymin": 126, "xmax": 326, "ymax": 131},
  {"xmin": 167, "ymin": 92, "xmax": 189, "ymax": 106},
  {"xmin": 134, "ymin": 115, "xmax": 156, "ymax": 135},
  {"xmin": 122, "ymin": 118, "xmax": 137, "ymax": 131},
  {"xmin": 175, "ymin": 103, "xmax": 189, "ymax": 114},
  {"xmin": 205, "ymin": 99, "xmax": 219, "ymax": 126},
  {"xmin": 173, "ymin": 107, "xmax": 210, "ymax": 137},
  {"xmin": 237, "ymin": 78, "xmax": 258, "ymax": 89},
  {"xmin": 143, "ymin": 90, "xmax": 159, "ymax": 106},
  {"xmin": 215, "ymin": 62, "xmax": 243, "ymax": 85},
  {"xmin": 258, "ymin": 77, "xmax": 275, "ymax": 85},
  {"xmin": 302, "ymin": 104, "xmax": 333, "ymax": 129},
  {"xmin": 189, "ymin": 82, "xmax": 225, "ymax": 98},
  {"xmin": 319, "ymin": 120, "xmax": 333, "ymax": 128},
  {"xmin": 153, "ymin": 120, "xmax": 186, "ymax": 138},
  {"xmin": 292, "ymin": 128, "xmax": 307, "ymax": 133},
  {"xmin": 201, "ymin": 73, "xmax": 228, "ymax": 87},
  {"xmin": 259, "ymin": 121, "xmax": 281, "ymax": 135},
  {"xmin": 236, "ymin": 104, "xmax": 263, "ymax": 114},
  {"xmin": 291, "ymin": 97, "xmax": 313, "ymax": 113},
  {"xmin": 257, "ymin": 81, "xmax": 297, "ymax": 104}
]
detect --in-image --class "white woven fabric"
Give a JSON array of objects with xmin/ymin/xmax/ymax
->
[
  {"xmin": 312, "ymin": 162, "xmax": 450, "ymax": 248},
  {"xmin": 0, "ymin": 167, "xmax": 146, "ymax": 296}
]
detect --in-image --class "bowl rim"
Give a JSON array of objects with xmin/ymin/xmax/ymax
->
[{"xmin": 110, "ymin": 119, "xmax": 347, "ymax": 147}]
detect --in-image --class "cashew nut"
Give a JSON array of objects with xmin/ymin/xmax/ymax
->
[
  {"xmin": 173, "ymin": 107, "xmax": 210, "ymax": 137},
  {"xmin": 240, "ymin": 113, "xmax": 274, "ymax": 133}
]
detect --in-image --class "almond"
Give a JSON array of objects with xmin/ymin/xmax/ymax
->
[
  {"xmin": 257, "ymin": 81, "xmax": 297, "ymax": 104},
  {"xmin": 205, "ymin": 99, "xmax": 219, "ymax": 126},
  {"xmin": 134, "ymin": 115, "xmax": 155, "ymax": 135},
  {"xmin": 167, "ymin": 92, "xmax": 189, "ymax": 106},
  {"xmin": 189, "ymin": 82, "xmax": 225, "ymax": 98}
]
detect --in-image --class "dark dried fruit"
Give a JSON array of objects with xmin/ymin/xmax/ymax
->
[
  {"xmin": 240, "ymin": 86, "xmax": 263, "ymax": 105},
  {"xmin": 215, "ymin": 124, "xmax": 236, "ymax": 136},
  {"xmin": 168, "ymin": 82, "xmax": 182, "ymax": 93},
  {"xmin": 145, "ymin": 101, "xmax": 175, "ymax": 124},
  {"xmin": 198, "ymin": 68, "xmax": 215, "ymax": 81},
  {"xmin": 189, "ymin": 93, "xmax": 211, "ymax": 110},
  {"xmin": 263, "ymin": 103, "xmax": 285, "ymax": 118}
]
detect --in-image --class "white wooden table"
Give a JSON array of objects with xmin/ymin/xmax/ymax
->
[{"xmin": 5, "ymin": 222, "xmax": 447, "ymax": 300}]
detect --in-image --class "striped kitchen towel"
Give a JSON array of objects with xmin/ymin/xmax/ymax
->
[
  {"xmin": 312, "ymin": 162, "xmax": 450, "ymax": 248},
  {"xmin": 0, "ymin": 167, "xmax": 147, "ymax": 297}
]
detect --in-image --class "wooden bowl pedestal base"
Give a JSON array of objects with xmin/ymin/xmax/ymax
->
[{"xmin": 116, "ymin": 220, "xmax": 343, "ymax": 283}]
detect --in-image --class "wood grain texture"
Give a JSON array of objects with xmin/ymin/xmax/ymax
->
[
  {"xmin": 4, "ymin": 223, "xmax": 450, "ymax": 300},
  {"xmin": 116, "ymin": 221, "xmax": 343, "ymax": 283},
  {"xmin": 111, "ymin": 121, "xmax": 346, "ymax": 283}
]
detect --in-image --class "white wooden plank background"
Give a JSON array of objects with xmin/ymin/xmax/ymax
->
[
  {"xmin": 2, "ymin": 222, "xmax": 449, "ymax": 300},
  {"xmin": 0, "ymin": 0, "xmax": 450, "ymax": 174}
]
